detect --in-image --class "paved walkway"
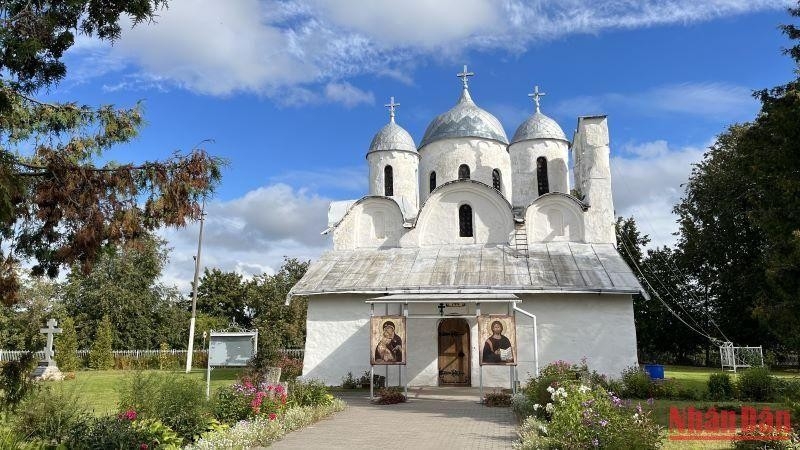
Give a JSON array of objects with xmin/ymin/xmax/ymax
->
[{"xmin": 271, "ymin": 387, "xmax": 518, "ymax": 449}]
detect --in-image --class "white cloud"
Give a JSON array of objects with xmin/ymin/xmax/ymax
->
[
  {"xmin": 64, "ymin": 0, "xmax": 785, "ymax": 98},
  {"xmin": 159, "ymin": 182, "xmax": 333, "ymax": 292},
  {"xmin": 610, "ymin": 139, "xmax": 708, "ymax": 248},
  {"xmin": 555, "ymin": 82, "xmax": 758, "ymax": 120},
  {"xmin": 324, "ymin": 82, "xmax": 375, "ymax": 108}
]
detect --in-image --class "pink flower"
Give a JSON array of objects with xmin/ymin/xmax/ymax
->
[
  {"xmin": 119, "ymin": 410, "xmax": 137, "ymax": 421},
  {"xmin": 140, "ymin": 444, "xmax": 149, "ymax": 450},
  {"xmin": 269, "ymin": 413, "xmax": 277, "ymax": 420}
]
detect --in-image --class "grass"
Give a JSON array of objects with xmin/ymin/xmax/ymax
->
[{"xmin": 46, "ymin": 368, "xmax": 244, "ymax": 415}]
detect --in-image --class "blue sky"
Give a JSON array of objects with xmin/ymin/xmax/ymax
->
[{"xmin": 49, "ymin": 0, "xmax": 795, "ymax": 291}]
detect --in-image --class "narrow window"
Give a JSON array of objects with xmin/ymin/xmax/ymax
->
[
  {"xmin": 492, "ymin": 168, "xmax": 501, "ymax": 190},
  {"xmin": 459, "ymin": 204, "xmax": 473, "ymax": 237},
  {"xmin": 536, "ymin": 157, "xmax": 549, "ymax": 195},
  {"xmin": 429, "ymin": 171, "xmax": 437, "ymax": 193},
  {"xmin": 458, "ymin": 164, "xmax": 470, "ymax": 180},
  {"xmin": 384, "ymin": 165, "xmax": 393, "ymax": 196}
]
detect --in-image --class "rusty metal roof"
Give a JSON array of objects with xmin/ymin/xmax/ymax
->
[{"xmin": 288, "ymin": 242, "xmax": 647, "ymax": 302}]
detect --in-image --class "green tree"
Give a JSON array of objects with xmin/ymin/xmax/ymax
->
[
  {"xmin": 63, "ymin": 234, "xmax": 189, "ymax": 349},
  {"xmin": 0, "ymin": 0, "xmax": 222, "ymax": 306},
  {"xmin": 0, "ymin": 276, "xmax": 64, "ymax": 350},
  {"xmin": 196, "ymin": 268, "xmax": 249, "ymax": 328},
  {"xmin": 88, "ymin": 315, "xmax": 113, "ymax": 370},
  {"xmin": 55, "ymin": 317, "xmax": 80, "ymax": 371}
]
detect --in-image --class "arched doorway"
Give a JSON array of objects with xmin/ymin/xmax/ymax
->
[{"xmin": 437, "ymin": 318, "xmax": 470, "ymax": 386}]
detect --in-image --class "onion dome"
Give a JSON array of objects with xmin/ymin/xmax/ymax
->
[
  {"xmin": 511, "ymin": 85, "xmax": 568, "ymax": 144},
  {"xmin": 419, "ymin": 66, "xmax": 508, "ymax": 149},
  {"xmin": 368, "ymin": 97, "xmax": 417, "ymax": 154}
]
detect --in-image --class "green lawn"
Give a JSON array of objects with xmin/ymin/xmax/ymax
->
[{"xmin": 46, "ymin": 368, "xmax": 244, "ymax": 415}]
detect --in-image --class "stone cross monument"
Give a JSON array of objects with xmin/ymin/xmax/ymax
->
[{"xmin": 30, "ymin": 318, "xmax": 65, "ymax": 381}]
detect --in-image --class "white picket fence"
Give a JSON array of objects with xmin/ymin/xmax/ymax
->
[{"xmin": 0, "ymin": 348, "xmax": 304, "ymax": 362}]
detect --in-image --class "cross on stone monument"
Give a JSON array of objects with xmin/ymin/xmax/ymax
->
[
  {"xmin": 385, "ymin": 96, "xmax": 399, "ymax": 122},
  {"xmin": 40, "ymin": 318, "xmax": 62, "ymax": 365},
  {"xmin": 528, "ymin": 85, "xmax": 546, "ymax": 113},
  {"xmin": 457, "ymin": 64, "xmax": 474, "ymax": 89}
]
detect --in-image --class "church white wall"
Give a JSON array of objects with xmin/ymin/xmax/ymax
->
[
  {"xmin": 573, "ymin": 116, "xmax": 616, "ymax": 244},
  {"xmin": 419, "ymin": 138, "xmax": 511, "ymax": 204},
  {"xmin": 514, "ymin": 294, "xmax": 639, "ymax": 380},
  {"xmin": 414, "ymin": 181, "xmax": 514, "ymax": 246},
  {"xmin": 332, "ymin": 198, "xmax": 405, "ymax": 250},
  {"xmin": 367, "ymin": 150, "xmax": 419, "ymax": 216},
  {"xmin": 301, "ymin": 293, "xmax": 638, "ymax": 387},
  {"xmin": 525, "ymin": 194, "xmax": 585, "ymax": 242},
  {"xmin": 509, "ymin": 139, "xmax": 569, "ymax": 209}
]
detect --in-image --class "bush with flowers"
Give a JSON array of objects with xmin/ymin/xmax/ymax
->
[
  {"xmin": 515, "ymin": 361, "xmax": 662, "ymax": 449},
  {"xmin": 212, "ymin": 376, "xmax": 288, "ymax": 424}
]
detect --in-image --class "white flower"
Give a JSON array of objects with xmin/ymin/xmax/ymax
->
[
  {"xmin": 578, "ymin": 385, "xmax": 591, "ymax": 393},
  {"xmin": 533, "ymin": 404, "xmax": 540, "ymax": 411},
  {"xmin": 545, "ymin": 402, "xmax": 554, "ymax": 413},
  {"xmin": 546, "ymin": 386, "xmax": 555, "ymax": 393},
  {"xmin": 633, "ymin": 413, "xmax": 639, "ymax": 420}
]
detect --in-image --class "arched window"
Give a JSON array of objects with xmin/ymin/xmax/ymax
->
[
  {"xmin": 458, "ymin": 164, "xmax": 470, "ymax": 180},
  {"xmin": 492, "ymin": 169, "xmax": 501, "ymax": 190},
  {"xmin": 384, "ymin": 165, "xmax": 393, "ymax": 196},
  {"xmin": 459, "ymin": 204, "xmax": 473, "ymax": 237},
  {"xmin": 429, "ymin": 171, "xmax": 437, "ymax": 193},
  {"xmin": 536, "ymin": 157, "xmax": 549, "ymax": 196}
]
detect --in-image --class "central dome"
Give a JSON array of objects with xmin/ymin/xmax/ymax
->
[{"xmin": 419, "ymin": 89, "xmax": 509, "ymax": 149}]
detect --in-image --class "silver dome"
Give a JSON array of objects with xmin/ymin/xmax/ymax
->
[
  {"xmin": 419, "ymin": 89, "xmax": 509, "ymax": 149},
  {"xmin": 511, "ymin": 111, "xmax": 568, "ymax": 144},
  {"xmin": 368, "ymin": 120, "xmax": 417, "ymax": 154}
]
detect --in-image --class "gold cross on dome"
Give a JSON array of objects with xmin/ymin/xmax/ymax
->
[
  {"xmin": 384, "ymin": 96, "xmax": 399, "ymax": 121},
  {"xmin": 457, "ymin": 65, "xmax": 474, "ymax": 89},
  {"xmin": 528, "ymin": 85, "xmax": 546, "ymax": 113}
]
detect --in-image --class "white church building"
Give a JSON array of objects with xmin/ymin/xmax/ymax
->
[{"xmin": 287, "ymin": 67, "xmax": 647, "ymax": 388}]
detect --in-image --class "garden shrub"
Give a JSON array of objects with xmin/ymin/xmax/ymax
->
[
  {"xmin": 341, "ymin": 371, "xmax": 359, "ymax": 389},
  {"xmin": 0, "ymin": 352, "xmax": 37, "ymax": 413},
  {"xmin": 13, "ymin": 384, "xmax": 90, "ymax": 444},
  {"xmin": 708, "ymin": 372, "xmax": 735, "ymax": 401},
  {"xmin": 777, "ymin": 378, "xmax": 800, "ymax": 402},
  {"xmin": 620, "ymin": 366, "xmax": 652, "ymax": 399},
  {"xmin": 211, "ymin": 377, "xmax": 287, "ymax": 424},
  {"xmin": 510, "ymin": 393, "xmax": 537, "ymax": 419},
  {"xmin": 524, "ymin": 360, "xmax": 585, "ymax": 407},
  {"xmin": 287, "ymin": 378, "xmax": 334, "ymax": 407},
  {"xmin": 276, "ymin": 354, "xmax": 303, "ymax": 381},
  {"xmin": 55, "ymin": 317, "xmax": 81, "ymax": 371},
  {"xmin": 118, "ymin": 371, "xmax": 211, "ymax": 441},
  {"xmin": 737, "ymin": 366, "xmax": 776, "ymax": 401},
  {"xmin": 517, "ymin": 383, "xmax": 662, "ymax": 449},
  {"xmin": 88, "ymin": 315, "xmax": 114, "ymax": 370},
  {"xmin": 376, "ymin": 387, "xmax": 406, "ymax": 404},
  {"xmin": 63, "ymin": 414, "xmax": 171, "ymax": 449},
  {"xmin": 484, "ymin": 390, "xmax": 512, "ymax": 407}
]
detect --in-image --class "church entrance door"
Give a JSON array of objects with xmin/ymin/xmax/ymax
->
[{"xmin": 437, "ymin": 318, "xmax": 470, "ymax": 386}]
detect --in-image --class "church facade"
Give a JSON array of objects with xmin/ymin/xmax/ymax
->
[{"xmin": 287, "ymin": 68, "xmax": 646, "ymax": 388}]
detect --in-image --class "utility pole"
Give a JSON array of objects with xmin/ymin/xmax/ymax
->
[{"xmin": 185, "ymin": 199, "xmax": 206, "ymax": 373}]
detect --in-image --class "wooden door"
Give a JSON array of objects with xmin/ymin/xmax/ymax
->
[{"xmin": 438, "ymin": 319, "xmax": 470, "ymax": 385}]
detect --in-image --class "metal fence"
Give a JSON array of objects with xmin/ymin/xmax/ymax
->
[{"xmin": 0, "ymin": 348, "xmax": 304, "ymax": 362}]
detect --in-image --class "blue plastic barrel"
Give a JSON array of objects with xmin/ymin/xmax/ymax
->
[{"xmin": 643, "ymin": 364, "xmax": 664, "ymax": 380}]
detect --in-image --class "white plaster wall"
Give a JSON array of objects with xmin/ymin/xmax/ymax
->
[
  {"xmin": 419, "ymin": 138, "xmax": 511, "ymax": 204},
  {"xmin": 367, "ymin": 150, "xmax": 419, "ymax": 215},
  {"xmin": 573, "ymin": 117, "xmax": 616, "ymax": 244},
  {"xmin": 525, "ymin": 195, "xmax": 585, "ymax": 243},
  {"xmin": 514, "ymin": 294, "xmax": 639, "ymax": 380},
  {"xmin": 332, "ymin": 198, "xmax": 405, "ymax": 250},
  {"xmin": 415, "ymin": 182, "xmax": 514, "ymax": 246},
  {"xmin": 509, "ymin": 139, "xmax": 569, "ymax": 209},
  {"xmin": 301, "ymin": 293, "xmax": 638, "ymax": 387}
]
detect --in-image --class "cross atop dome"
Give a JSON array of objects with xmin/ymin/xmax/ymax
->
[
  {"xmin": 528, "ymin": 85, "xmax": 546, "ymax": 113},
  {"xmin": 385, "ymin": 96, "xmax": 399, "ymax": 122},
  {"xmin": 457, "ymin": 65, "xmax": 474, "ymax": 90}
]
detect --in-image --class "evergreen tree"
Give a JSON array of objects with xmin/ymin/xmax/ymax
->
[
  {"xmin": 88, "ymin": 315, "xmax": 114, "ymax": 370},
  {"xmin": 54, "ymin": 317, "xmax": 80, "ymax": 371}
]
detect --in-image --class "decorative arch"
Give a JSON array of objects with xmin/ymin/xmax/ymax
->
[
  {"xmin": 384, "ymin": 165, "xmax": 394, "ymax": 196},
  {"xmin": 525, "ymin": 193, "xmax": 586, "ymax": 242}
]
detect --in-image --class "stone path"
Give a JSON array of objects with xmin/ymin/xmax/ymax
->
[{"xmin": 271, "ymin": 387, "xmax": 518, "ymax": 449}]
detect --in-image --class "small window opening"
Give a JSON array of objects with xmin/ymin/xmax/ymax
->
[
  {"xmin": 384, "ymin": 165, "xmax": 393, "ymax": 196},
  {"xmin": 458, "ymin": 164, "xmax": 470, "ymax": 180},
  {"xmin": 492, "ymin": 169, "xmax": 501, "ymax": 190},
  {"xmin": 536, "ymin": 157, "xmax": 549, "ymax": 195},
  {"xmin": 459, "ymin": 204, "xmax": 473, "ymax": 237},
  {"xmin": 429, "ymin": 171, "xmax": 437, "ymax": 193}
]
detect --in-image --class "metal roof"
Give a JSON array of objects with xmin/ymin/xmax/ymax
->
[
  {"xmin": 511, "ymin": 111, "xmax": 569, "ymax": 144},
  {"xmin": 368, "ymin": 120, "xmax": 417, "ymax": 154},
  {"xmin": 288, "ymin": 242, "xmax": 647, "ymax": 303},
  {"xmin": 419, "ymin": 89, "xmax": 509, "ymax": 149}
]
